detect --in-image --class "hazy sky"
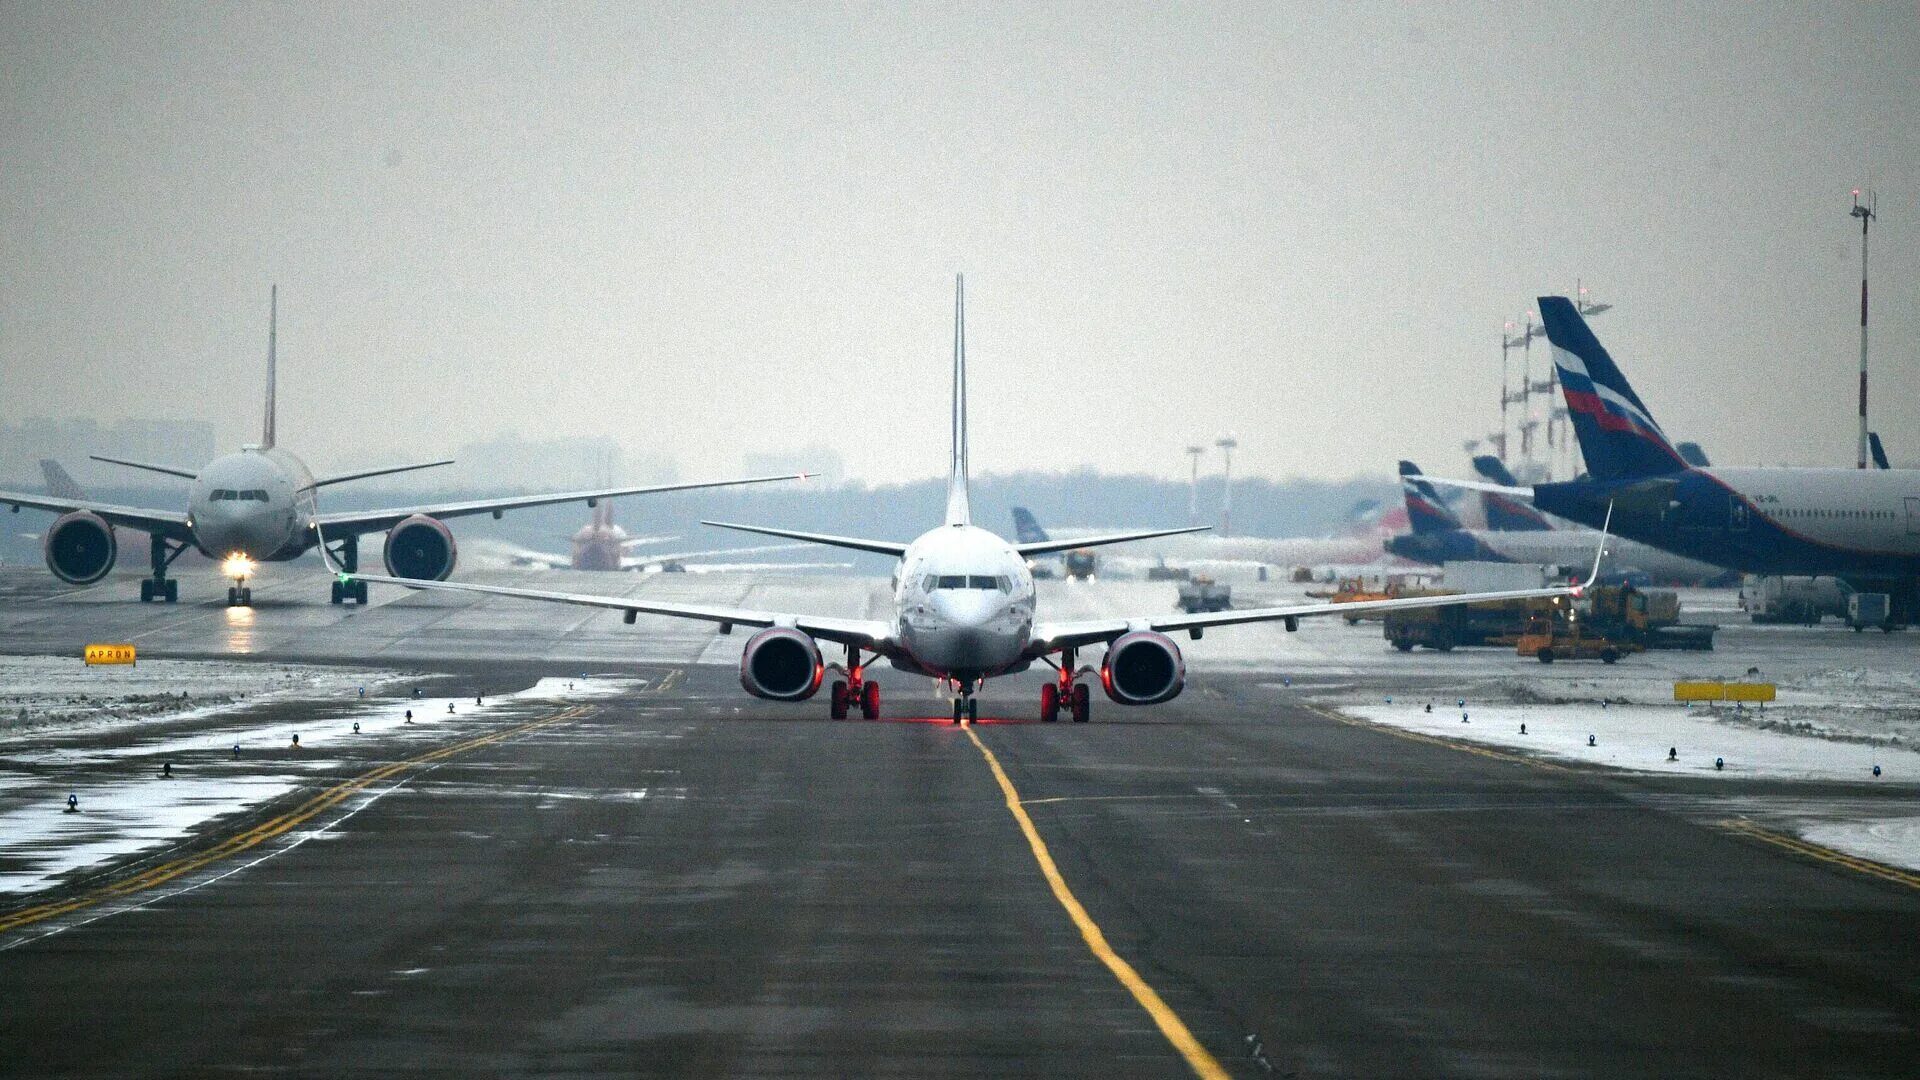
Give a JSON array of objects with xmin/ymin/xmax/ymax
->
[{"xmin": 3, "ymin": 3, "xmax": 1917, "ymax": 484}]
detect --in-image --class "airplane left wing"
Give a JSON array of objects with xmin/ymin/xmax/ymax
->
[
  {"xmin": 1014, "ymin": 525, "xmax": 1209, "ymax": 557},
  {"xmin": 1033, "ymin": 510, "xmax": 1611, "ymax": 653},
  {"xmin": 313, "ymin": 473, "xmax": 810, "ymax": 536}
]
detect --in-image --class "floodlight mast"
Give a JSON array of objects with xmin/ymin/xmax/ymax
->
[
  {"xmin": 1852, "ymin": 188, "xmax": 1876, "ymax": 470},
  {"xmin": 1184, "ymin": 445, "xmax": 1205, "ymax": 524},
  {"xmin": 1215, "ymin": 435, "xmax": 1238, "ymax": 538}
]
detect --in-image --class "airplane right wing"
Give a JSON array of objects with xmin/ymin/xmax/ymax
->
[
  {"xmin": 0, "ymin": 491, "xmax": 193, "ymax": 542},
  {"xmin": 329, "ymin": 568, "xmax": 893, "ymax": 648}
]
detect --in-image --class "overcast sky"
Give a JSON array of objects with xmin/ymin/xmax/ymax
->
[{"xmin": 3, "ymin": 3, "xmax": 1917, "ymax": 485}]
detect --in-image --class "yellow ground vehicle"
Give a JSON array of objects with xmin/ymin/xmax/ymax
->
[{"xmin": 1514, "ymin": 606, "xmax": 1643, "ymax": 664}]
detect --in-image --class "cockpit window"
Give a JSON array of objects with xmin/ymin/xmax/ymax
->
[
  {"xmin": 967, "ymin": 575, "xmax": 1002, "ymax": 590},
  {"xmin": 927, "ymin": 574, "xmax": 1013, "ymax": 591},
  {"xmin": 247, "ymin": 489, "xmax": 268, "ymax": 501},
  {"xmin": 935, "ymin": 575, "xmax": 967, "ymax": 589},
  {"xmin": 211, "ymin": 489, "xmax": 235, "ymax": 501}
]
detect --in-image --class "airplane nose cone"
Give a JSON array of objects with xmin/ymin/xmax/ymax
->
[
  {"xmin": 931, "ymin": 591, "xmax": 997, "ymax": 629},
  {"xmin": 196, "ymin": 508, "xmax": 277, "ymax": 559}
]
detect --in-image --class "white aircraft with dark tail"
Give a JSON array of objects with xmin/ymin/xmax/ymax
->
[
  {"xmin": 0, "ymin": 288, "xmax": 807, "ymax": 606},
  {"xmin": 329, "ymin": 277, "xmax": 1602, "ymax": 724}
]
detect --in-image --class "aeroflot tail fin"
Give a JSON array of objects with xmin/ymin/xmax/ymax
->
[
  {"xmin": 1537, "ymin": 296, "xmax": 1687, "ymax": 480},
  {"xmin": 40, "ymin": 460, "xmax": 86, "ymax": 500},
  {"xmin": 1400, "ymin": 461, "xmax": 1462, "ymax": 534},
  {"xmin": 263, "ymin": 285, "xmax": 278, "ymax": 449},
  {"xmin": 1471, "ymin": 455, "xmax": 1553, "ymax": 531},
  {"xmin": 1676, "ymin": 441, "xmax": 1711, "ymax": 468},
  {"xmin": 945, "ymin": 274, "xmax": 971, "ymax": 526},
  {"xmin": 1010, "ymin": 507, "xmax": 1050, "ymax": 544},
  {"xmin": 1869, "ymin": 432, "xmax": 1890, "ymax": 470}
]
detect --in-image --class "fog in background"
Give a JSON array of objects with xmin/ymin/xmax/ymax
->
[{"xmin": 4, "ymin": 4, "xmax": 1918, "ymax": 488}]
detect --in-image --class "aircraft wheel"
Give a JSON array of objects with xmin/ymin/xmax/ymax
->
[
  {"xmin": 354, "ymin": 580, "xmax": 369, "ymax": 604},
  {"xmin": 1040, "ymin": 682, "xmax": 1059, "ymax": 722},
  {"xmin": 240, "ymin": 587, "xmax": 252, "ymax": 606},
  {"xmin": 227, "ymin": 586, "xmax": 239, "ymax": 606},
  {"xmin": 140, "ymin": 580, "xmax": 155, "ymax": 602},
  {"xmin": 164, "ymin": 580, "xmax": 178, "ymax": 603},
  {"xmin": 952, "ymin": 699, "xmax": 964, "ymax": 725},
  {"xmin": 330, "ymin": 581, "xmax": 344, "ymax": 605},
  {"xmin": 1071, "ymin": 683, "xmax": 1091, "ymax": 723},
  {"xmin": 861, "ymin": 681, "xmax": 880, "ymax": 720},
  {"xmin": 829, "ymin": 680, "xmax": 848, "ymax": 720},
  {"xmin": 967, "ymin": 698, "xmax": 978, "ymax": 723}
]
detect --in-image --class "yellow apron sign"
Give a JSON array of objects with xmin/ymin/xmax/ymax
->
[
  {"xmin": 84, "ymin": 644, "xmax": 137, "ymax": 666},
  {"xmin": 1673, "ymin": 681, "xmax": 1775, "ymax": 702}
]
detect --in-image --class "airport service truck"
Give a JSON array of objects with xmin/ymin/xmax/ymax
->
[{"xmin": 1176, "ymin": 576, "xmax": 1231, "ymax": 613}]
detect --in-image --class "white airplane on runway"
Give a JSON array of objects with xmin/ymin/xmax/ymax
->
[
  {"xmin": 327, "ymin": 276, "xmax": 1602, "ymax": 724},
  {"xmin": 0, "ymin": 287, "xmax": 807, "ymax": 606}
]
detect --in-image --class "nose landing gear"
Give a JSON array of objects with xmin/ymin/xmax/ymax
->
[{"xmin": 950, "ymin": 677, "xmax": 979, "ymax": 725}]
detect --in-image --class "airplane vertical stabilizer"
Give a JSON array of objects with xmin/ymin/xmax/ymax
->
[
  {"xmin": 945, "ymin": 274, "xmax": 971, "ymax": 526},
  {"xmin": 1538, "ymin": 296, "xmax": 1686, "ymax": 480},
  {"xmin": 1471, "ymin": 455, "xmax": 1554, "ymax": 531},
  {"xmin": 263, "ymin": 285, "xmax": 278, "ymax": 449},
  {"xmin": 1400, "ymin": 461, "xmax": 1463, "ymax": 534}
]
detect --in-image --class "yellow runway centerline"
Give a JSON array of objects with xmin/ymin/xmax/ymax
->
[
  {"xmin": 0, "ymin": 701, "xmax": 599, "ymax": 937},
  {"xmin": 964, "ymin": 726, "xmax": 1231, "ymax": 1080}
]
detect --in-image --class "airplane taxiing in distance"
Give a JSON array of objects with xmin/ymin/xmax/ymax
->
[
  {"xmin": 0, "ymin": 288, "xmax": 808, "ymax": 606},
  {"xmin": 327, "ymin": 276, "xmax": 1602, "ymax": 724}
]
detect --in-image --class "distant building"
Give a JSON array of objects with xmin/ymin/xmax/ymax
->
[{"xmin": 0, "ymin": 417, "xmax": 217, "ymax": 486}]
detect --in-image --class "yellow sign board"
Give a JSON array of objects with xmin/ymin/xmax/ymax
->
[
  {"xmin": 1673, "ymin": 681, "xmax": 1775, "ymax": 702},
  {"xmin": 84, "ymin": 644, "xmax": 136, "ymax": 666},
  {"xmin": 1673, "ymin": 681, "xmax": 1724, "ymax": 701}
]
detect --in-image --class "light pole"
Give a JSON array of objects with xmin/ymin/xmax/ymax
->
[
  {"xmin": 1184, "ymin": 445, "xmax": 1205, "ymax": 524},
  {"xmin": 1852, "ymin": 188, "xmax": 1877, "ymax": 469},
  {"xmin": 1215, "ymin": 435, "xmax": 1238, "ymax": 538}
]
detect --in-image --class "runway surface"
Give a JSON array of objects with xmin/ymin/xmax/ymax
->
[{"xmin": 3, "ymin": 567, "xmax": 1919, "ymax": 1077}]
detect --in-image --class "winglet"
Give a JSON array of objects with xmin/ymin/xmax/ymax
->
[
  {"xmin": 263, "ymin": 285, "xmax": 278, "ymax": 449},
  {"xmin": 1572, "ymin": 501, "xmax": 1613, "ymax": 597},
  {"xmin": 945, "ymin": 273, "xmax": 971, "ymax": 526}
]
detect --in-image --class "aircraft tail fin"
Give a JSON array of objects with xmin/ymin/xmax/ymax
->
[
  {"xmin": 1010, "ymin": 507, "xmax": 1050, "ymax": 544},
  {"xmin": 263, "ymin": 285, "xmax": 278, "ymax": 449},
  {"xmin": 1537, "ymin": 296, "xmax": 1687, "ymax": 480},
  {"xmin": 1869, "ymin": 432, "xmax": 1890, "ymax": 470},
  {"xmin": 40, "ymin": 460, "xmax": 86, "ymax": 500},
  {"xmin": 1471, "ymin": 455, "xmax": 1553, "ymax": 531},
  {"xmin": 1400, "ymin": 460, "xmax": 1462, "ymax": 534},
  {"xmin": 945, "ymin": 274, "xmax": 971, "ymax": 526},
  {"xmin": 1676, "ymin": 441, "xmax": 1711, "ymax": 468}
]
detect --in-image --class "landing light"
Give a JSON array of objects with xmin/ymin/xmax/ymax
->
[{"xmin": 222, "ymin": 554, "xmax": 256, "ymax": 581}]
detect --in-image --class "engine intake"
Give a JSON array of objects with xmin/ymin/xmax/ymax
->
[
  {"xmin": 45, "ymin": 511, "xmax": 117, "ymax": 584},
  {"xmin": 383, "ymin": 515, "xmax": 457, "ymax": 580},
  {"xmin": 1101, "ymin": 631, "xmax": 1186, "ymax": 705},
  {"xmin": 739, "ymin": 627, "xmax": 823, "ymax": 701}
]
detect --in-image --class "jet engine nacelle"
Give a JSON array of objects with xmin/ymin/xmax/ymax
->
[
  {"xmin": 44, "ymin": 511, "xmax": 117, "ymax": 584},
  {"xmin": 739, "ymin": 627, "xmax": 824, "ymax": 701},
  {"xmin": 383, "ymin": 514, "xmax": 457, "ymax": 580},
  {"xmin": 1100, "ymin": 631, "xmax": 1186, "ymax": 705}
]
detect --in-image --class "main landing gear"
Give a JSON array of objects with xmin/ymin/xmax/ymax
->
[
  {"xmin": 326, "ymin": 533, "xmax": 369, "ymax": 605},
  {"xmin": 829, "ymin": 648, "xmax": 880, "ymax": 720},
  {"xmin": 1039, "ymin": 649, "xmax": 1091, "ymax": 723},
  {"xmin": 139, "ymin": 535, "xmax": 184, "ymax": 603}
]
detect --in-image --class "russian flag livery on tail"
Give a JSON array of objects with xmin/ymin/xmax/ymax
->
[
  {"xmin": 1399, "ymin": 461, "xmax": 1462, "ymax": 535},
  {"xmin": 1471, "ymin": 455, "xmax": 1555, "ymax": 531},
  {"xmin": 1538, "ymin": 297, "xmax": 1689, "ymax": 480}
]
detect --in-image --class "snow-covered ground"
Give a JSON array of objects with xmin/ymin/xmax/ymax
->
[
  {"xmin": 0, "ymin": 674, "xmax": 636, "ymax": 896},
  {"xmin": 0, "ymin": 656, "xmax": 411, "ymax": 739}
]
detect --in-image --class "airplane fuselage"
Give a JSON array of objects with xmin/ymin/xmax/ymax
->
[
  {"xmin": 186, "ymin": 446, "xmax": 316, "ymax": 562},
  {"xmin": 892, "ymin": 523, "xmax": 1036, "ymax": 683},
  {"xmin": 1536, "ymin": 466, "xmax": 1920, "ymax": 579}
]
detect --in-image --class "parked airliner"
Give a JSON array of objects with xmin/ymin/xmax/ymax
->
[
  {"xmin": 0, "ymin": 288, "xmax": 805, "ymax": 605},
  {"xmin": 1447, "ymin": 296, "xmax": 1920, "ymax": 619},
  {"xmin": 327, "ymin": 276, "xmax": 1599, "ymax": 724}
]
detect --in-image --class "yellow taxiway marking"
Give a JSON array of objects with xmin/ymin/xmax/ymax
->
[
  {"xmin": 0, "ymin": 702, "xmax": 600, "ymax": 936},
  {"xmin": 1718, "ymin": 818, "xmax": 1920, "ymax": 892},
  {"xmin": 1310, "ymin": 704, "xmax": 1570, "ymax": 774},
  {"xmin": 965, "ymin": 726, "xmax": 1230, "ymax": 1080}
]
